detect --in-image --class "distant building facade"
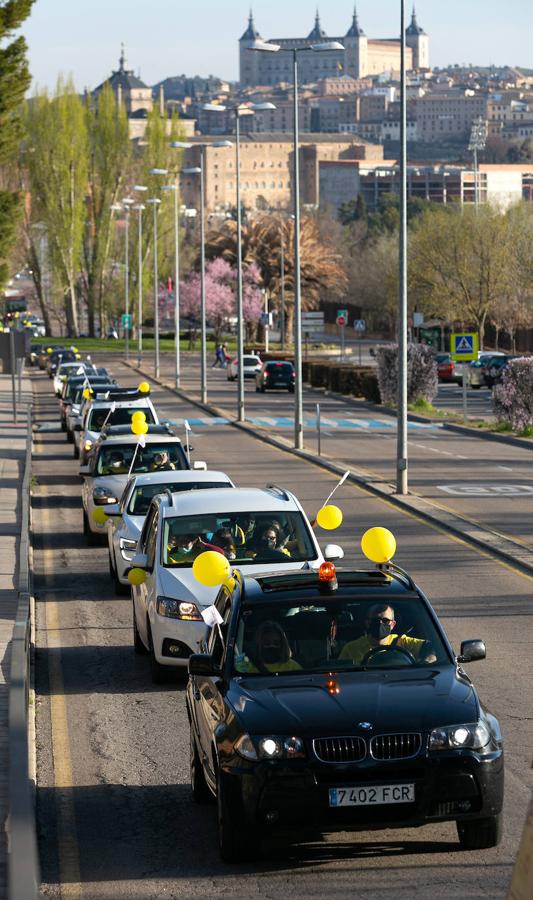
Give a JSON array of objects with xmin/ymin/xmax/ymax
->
[{"xmin": 239, "ymin": 8, "xmax": 429, "ymax": 87}]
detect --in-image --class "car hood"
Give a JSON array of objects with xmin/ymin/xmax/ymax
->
[
  {"xmin": 91, "ymin": 474, "xmax": 130, "ymax": 498},
  {"xmin": 227, "ymin": 667, "xmax": 479, "ymax": 736},
  {"xmin": 159, "ymin": 559, "xmax": 321, "ymax": 608}
]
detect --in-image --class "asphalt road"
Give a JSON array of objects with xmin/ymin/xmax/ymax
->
[
  {"xmin": 141, "ymin": 353, "xmax": 533, "ymax": 550},
  {"xmin": 32, "ymin": 362, "xmax": 533, "ymax": 899}
]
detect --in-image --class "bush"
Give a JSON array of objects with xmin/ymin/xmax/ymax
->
[
  {"xmin": 302, "ymin": 361, "xmax": 380, "ymax": 402},
  {"xmin": 493, "ymin": 357, "xmax": 533, "ymax": 431},
  {"xmin": 376, "ymin": 343, "xmax": 438, "ymax": 406}
]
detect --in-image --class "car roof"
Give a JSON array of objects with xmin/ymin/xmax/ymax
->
[
  {"xmin": 96, "ymin": 431, "xmax": 182, "ymax": 447},
  {"xmin": 159, "ymin": 486, "xmax": 299, "ymax": 518},
  {"xmin": 89, "ymin": 397, "xmax": 153, "ymax": 410},
  {"xmin": 130, "ymin": 470, "xmax": 233, "ymax": 487},
  {"xmin": 242, "ymin": 568, "xmax": 419, "ymax": 605}
]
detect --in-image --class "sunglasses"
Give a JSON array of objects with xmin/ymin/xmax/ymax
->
[{"xmin": 369, "ymin": 616, "xmax": 394, "ymax": 625}]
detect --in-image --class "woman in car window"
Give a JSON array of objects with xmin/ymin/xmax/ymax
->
[
  {"xmin": 250, "ymin": 526, "xmax": 291, "ymax": 561},
  {"xmin": 235, "ymin": 621, "xmax": 301, "ymax": 673}
]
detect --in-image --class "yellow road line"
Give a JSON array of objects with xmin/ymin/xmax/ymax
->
[{"xmin": 38, "ymin": 471, "xmax": 83, "ymax": 899}]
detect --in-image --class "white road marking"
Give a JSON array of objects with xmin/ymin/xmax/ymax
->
[
  {"xmin": 438, "ymin": 484, "xmax": 533, "ymax": 496},
  {"xmin": 497, "ymin": 465, "xmax": 513, "ymax": 472}
]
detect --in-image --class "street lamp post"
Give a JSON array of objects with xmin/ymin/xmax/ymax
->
[
  {"xmin": 280, "ymin": 223, "xmax": 285, "ymax": 351},
  {"xmin": 133, "ymin": 203, "xmax": 145, "ymax": 366},
  {"xmin": 162, "ymin": 183, "xmax": 183, "ymax": 389},
  {"xmin": 397, "ymin": 0, "xmax": 408, "ymax": 495},
  {"xmin": 469, "ymin": 117, "xmax": 488, "ymax": 209},
  {"xmin": 249, "ymin": 39, "xmax": 344, "ymax": 449},
  {"xmin": 174, "ymin": 139, "xmax": 232, "ymax": 405},
  {"xmin": 122, "ymin": 198, "xmax": 134, "ymax": 360},
  {"xmin": 146, "ymin": 198, "xmax": 161, "ymax": 377}
]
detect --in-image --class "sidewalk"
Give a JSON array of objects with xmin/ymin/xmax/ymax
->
[{"xmin": 0, "ymin": 372, "xmax": 32, "ymax": 899}]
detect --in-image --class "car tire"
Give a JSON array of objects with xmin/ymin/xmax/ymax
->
[
  {"xmin": 190, "ymin": 731, "xmax": 213, "ymax": 804},
  {"xmin": 66, "ymin": 429, "xmax": 74, "ymax": 444},
  {"xmin": 148, "ymin": 623, "xmax": 168, "ymax": 684},
  {"xmin": 133, "ymin": 604, "xmax": 148, "ymax": 655},
  {"xmin": 217, "ymin": 772, "xmax": 258, "ymax": 863},
  {"xmin": 260, "ymin": 385, "xmax": 266, "ymax": 393},
  {"xmin": 61, "ymin": 420, "xmax": 66, "ymax": 432},
  {"xmin": 73, "ymin": 442, "xmax": 79, "ymax": 459},
  {"xmin": 456, "ymin": 813, "xmax": 502, "ymax": 850},
  {"xmin": 472, "ymin": 384, "xmax": 480, "ymax": 390},
  {"xmin": 288, "ymin": 386, "xmax": 294, "ymax": 393},
  {"xmin": 83, "ymin": 511, "xmax": 99, "ymax": 547},
  {"xmin": 109, "ymin": 550, "xmax": 129, "ymax": 595},
  {"xmin": 255, "ymin": 385, "xmax": 259, "ymax": 392}
]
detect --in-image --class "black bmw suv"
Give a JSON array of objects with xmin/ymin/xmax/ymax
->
[
  {"xmin": 187, "ymin": 563, "xmax": 504, "ymax": 862},
  {"xmin": 255, "ymin": 360, "xmax": 295, "ymax": 393}
]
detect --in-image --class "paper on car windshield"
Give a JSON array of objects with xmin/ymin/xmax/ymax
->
[{"xmin": 201, "ymin": 605, "xmax": 223, "ymax": 627}]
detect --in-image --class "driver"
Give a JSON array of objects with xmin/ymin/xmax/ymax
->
[{"xmin": 339, "ymin": 603, "xmax": 437, "ymax": 665}]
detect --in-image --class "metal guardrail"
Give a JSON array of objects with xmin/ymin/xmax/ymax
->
[{"xmin": 8, "ymin": 406, "xmax": 40, "ymax": 899}]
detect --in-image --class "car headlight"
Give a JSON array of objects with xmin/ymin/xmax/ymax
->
[
  {"xmin": 235, "ymin": 734, "xmax": 305, "ymax": 761},
  {"xmin": 93, "ymin": 487, "xmax": 117, "ymax": 505},
  {"xmin": 429, "ymin": 721, "xmax": 491, "ymax": 752},
  {"xmin": 156, "ymin": 596, "xmax": 203, "ymax": 621},
  {"xmin": 84, "ymin": 440, "xmax": 93, "ymax": 451}
]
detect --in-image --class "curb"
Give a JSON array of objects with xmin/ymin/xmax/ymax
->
[{"xmin": 123, "ymin": 362, "xmax": 533, "ymax": 578}]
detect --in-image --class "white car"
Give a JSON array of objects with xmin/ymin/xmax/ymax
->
[
  {"xmin": 227, "ymin": 354, "xmax": 262, "ymax": 382},
  {"xmin": 129, "ymin": 486, "xmax": 343, "ymax": 682},
  {"xmin": 53, "ymin": 361, "xmax": 86, "ymax": 397},
  {"xmin": 75, "ymin": 391, "xmax": 159, "ymax": 463},
  {"xmin": 106, "ymin": 470, "xmax": 235, "ymax": 593},
  {"xmin": 80, "ymin": 426, "xmax": 205, "ymax": 545}
]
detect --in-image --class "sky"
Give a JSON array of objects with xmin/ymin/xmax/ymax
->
[{"xmin": 22, "ymin": 0, "xmax": 531, "ymax": 91}]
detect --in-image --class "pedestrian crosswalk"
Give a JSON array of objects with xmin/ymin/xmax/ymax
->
[{"xmin": 171, "ymin": 416, "xmax": 440, "ymax": 432}]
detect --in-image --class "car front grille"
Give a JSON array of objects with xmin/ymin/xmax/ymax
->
[
  {"xmin": 370, "ymin": 733, "xmax": 422, "ymax": 761},
  {"xmin": 313, "ymin": 736, "xmax": 366, "ymax": 763}
]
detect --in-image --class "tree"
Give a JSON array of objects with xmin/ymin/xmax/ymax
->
[
  {"xmin": 409, "ymin": 205, "xmax": 515, "ymax": 345},
  {"xmin": 24, "ymin": 79, "xmax": 88, "ymax": 335},
  {"xmin": 82, "ymin": 85, "xmax": 130, "ymax": 336},
  {"xmin": 0, "ymin": 0, "xmax": 35, "ymax": 287},
  {"xmin": 180, "ymin": 257, "xmax": 263, "ymax": 343}
]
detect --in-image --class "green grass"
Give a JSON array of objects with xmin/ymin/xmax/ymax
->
[
  {"xmin": 31, "ymin": 335, "xmax": 297, "ymax": 354},
  {"xmin": 408, "ymin": 397, "xmax": 437, "ymax": 414}
]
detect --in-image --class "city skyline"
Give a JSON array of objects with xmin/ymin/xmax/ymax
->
[{"xmin": 23, "ymin": 0, "xmax": 531, "ymax": 91}]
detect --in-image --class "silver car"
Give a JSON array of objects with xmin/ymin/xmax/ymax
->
[{"xmin": 106, "ymin": 469, "xmax": 235, "ymax": 593}]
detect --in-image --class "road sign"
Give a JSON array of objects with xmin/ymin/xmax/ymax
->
[
  {"xmin": 354, "ymin": 319, "xmax": 366, "ymax": 332},
  {"xmin": 302, "ymin": 324, "xmax": 323, "ymax": 333},
  {"xmin": 302, "ymin": 312, "xmax": 324, "ymax": 320},
  {"xmin": 413, "ymin": 312, "xmax": 424, "ymax": 327},
  {"xmin": 450, "ymin": 331, "xmax": 478, "ymax": 361},
  {"xmin": 336, "ymin": 316, "xmax": 346, "ymax": 327},
  {"xmin": 121, "ymin": 313, "xmax": 133, "ymax": 328},
  {"xmin": 337, "ymin": 308, "xmax": 348, "ymax": 320},
  {"xmin": 260, "ymin": 312, "xmax": 273, "ymax": 326}
]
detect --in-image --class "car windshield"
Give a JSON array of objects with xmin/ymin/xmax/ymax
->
[
  {"xmin": 243, "ymin": 356, "xmax": 260, "ymax": 366},
  {"xmin": 127, "ymin": 480, "xmax": 232, "ymax": 515},
  {"xmin": 162, "ymin": 510, "xmax": 317, "ymax": 567},
  {"xmin": 96, "ymin": 442, "xmax": 188, "ymax": 475},
  {"xmin": 267, "ymin": 362, "xmax": 292, "ymax": 372},
  {"xmin": 87, "ymin": 406, "xmax": 156, "ymax": 431},
  {"xmin": 231, "ymin": 596, "xmax": 450, "ymax": 676},
  {"xmin": 57, "ymin": 363, "xmax": 80, "ymax": 377},
  {"xmin": 64, "ymin": 378, "xmax": 109, "ymax": 401}
]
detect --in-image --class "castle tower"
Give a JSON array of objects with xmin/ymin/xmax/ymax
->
[
  {"xmin": 307, "ymin": 10, "xmax": 327, "ymax": 41},
  {"xmin": 239, "ymin": 10, "xmax": 261, "ymax": 87},
  {"xmin": 405, "ymin": 6, "xmax": 429, "ymax": 70},
  {"xmin": 344, "ymin": 5, "xmax": 368, "ymax": 79}
]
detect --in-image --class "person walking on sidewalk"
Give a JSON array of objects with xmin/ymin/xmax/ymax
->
[{"xmin": 212, "ymin": 344, "xmax": 225, "ymax": 368}]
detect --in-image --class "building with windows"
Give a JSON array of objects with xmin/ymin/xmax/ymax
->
[{"xmin": 239, "ymin": 8, "xmax": 429, "ymax": 87}]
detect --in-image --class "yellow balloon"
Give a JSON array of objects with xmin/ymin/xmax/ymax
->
[
  {"xmin": 128, "ymin": 567, "xmax": 146, "ymax": 586},
  {"xmin": 316, "ymin": 504, "xmax": 343, "ymax": 530},
  {"xmin": 131, "ymin": 420, "xmax": 148, "ymax": 436},
  {"xmin": 72, "ymin": 346, "xmax": 79, "ymax": 353},
  {"xmin": 47, "ymin": 347, "xmax": 52, "ymax": 353},
  {"xmin": 131, "ymin": 410, "xmax": 146, "ymax": 423},
  {"xmin": 224, "ymin": 576, "xmax": 236, "ymax": 592},
  {"xmin": 361, "ymin": 527, "xmax": 397, "ymax": 564},
  {"xmin": 192, "ymin": 551, "xmax": 230, "ymax": 588},
  {"xmin": 92, "ymin": 507, "xmax": 108, "ymax": 525},
  {"xmin": 138, "ymin": 381, "xmax": 150, "ymax": 394}
]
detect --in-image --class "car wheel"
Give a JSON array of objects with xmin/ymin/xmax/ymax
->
[
  {"xmin": 255, "ymin": 385, "xmax": 259, "ymax": 392},
  {"xmin": 148, "ymin": 622, "xmax": 168, "ymax": 684},
  {"xmin": 288, "ymin": 386, "xmax": 294, "ymax": 393},
  {"xmin": 83, "ymin": 511, "xmax": 99, "ymax": 547},
  {"xmin": 61, "ymin": 420, "xmax": 66, "ymax": 432},
  {"xmin": 217, "ymin": 772, "xmax": 258, "ymax": 862},
  {"xmin": 456, "ymin": 813, "xmax": 502, "ymax": 850},
  {"xmin": 133, "ymin": 603, "xmax": 148, "ymax": 655},
  {"xmin": 260, "ymin": 385, "xmax": 266, "ymax": 393},
  {"xmin": 73, "ymin": 442, "xmax": 79, "ymax": 459},
  {"xmin": 472, "ymin": 384, "xmax": 480, "ymax": 390},
  {"xmin": 66, "ymin": 429, "xmax": 74, "ymax": 444},
  {"xmin": 190, "ymin": 731, "xmax": 213, "ymax": 804},
  {"xmin": 109, "ymin": 550, "xmax": 129, "ymax": 595}
]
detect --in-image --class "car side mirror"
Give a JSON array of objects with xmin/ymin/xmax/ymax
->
[
  {"xmin": 457, "ymin": 639, "xmax": 486, "ymax": 663},
  {"xmin": 79, "ymin": 465, "xmax": 91, "ymax": 476},
  {"xmin": 104, "ymin": 503, "xmax": 121, "ymax": 517},
  {"xmin": 324, "ymin": 543, "xmax": 344, "ymax": 561},
  {"xmin": 193, "ymin": 461, "xmax": 207, "ymax": 471},
  {"xmin": 188, "ymin": 653, "xmax": 219, "ymax": 677},
  {"xmin": 130, "ymin": 552, "xmax": 148, "ymax": 570}
]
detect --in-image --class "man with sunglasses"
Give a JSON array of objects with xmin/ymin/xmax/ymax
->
[{"xmin": 339, "ymin": 603, "xmax": 437, "ymax": 665}]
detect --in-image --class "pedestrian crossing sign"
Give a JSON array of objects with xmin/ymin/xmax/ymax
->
[{"xmin": 450, "ymin": 332, "xmax": 478, "ymax": 361}]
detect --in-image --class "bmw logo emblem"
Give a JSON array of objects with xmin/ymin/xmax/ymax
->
[{"xmin": 358, "ymin": 722, "xmax": 373, "ymax": 731}]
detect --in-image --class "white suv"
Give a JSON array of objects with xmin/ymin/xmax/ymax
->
[
  {"xmin": 80, "ymin": 426, "xmax": 205, "ymax": 545},
  {"xmin": 75, "ymin": 390, "xmax": 159, "ymax": 464},
  {"xmin": 130, "ymin": 486, "xmax": 343, "ymax": 682},
  {"xmin": 106, "ymin": 469, "xmax": 235, "ymax": 593}
]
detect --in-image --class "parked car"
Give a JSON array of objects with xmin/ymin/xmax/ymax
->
[
  {"xmin": 255, "ymin": 360, "xmax": 295, "ymax": 393},
  {"xmin": 483, "ymin": 355, "xmax": 522, "ymax": 389},
  {"xmin": 227, "ymin": 354, "xmax": 262, "ymax": 382},
  {"xmin": 434, "ymin": 353, "xmax": 455, "ymax": 383}
]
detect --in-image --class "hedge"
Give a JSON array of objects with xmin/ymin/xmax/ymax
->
[{"xmin": 302, "ymin": 361, "xmax": 380, "ymax": 403}]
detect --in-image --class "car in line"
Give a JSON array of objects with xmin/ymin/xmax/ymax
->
[
  {"xmin": 255, "ymin": 360, "xmax": 295, "ymax": 393},
  {"xmin": 106, "ymin": 469, "xmax": 235, "ymax": 593},
  {"xmin": 65, "ymin": 378, "xmax": 115, "ymax": 443},
  {"xmin": 38, "ymin": 344, "xmax": 65, "ymax": 370},
  {"xmin": 75, "ymin": 389, "xmax": 159, "ymax": 463},
  {"xmin": 46, "ymin": 347, "xmax": 80, "ymax": 377},
  {"xmin": 53, "ymin": 361, "xmax": 90, "ymax": 397},
  {"xmin": 483, "ymin": 354, "xmax": 522, "ymax": 389},
  {"xmin": 59, "ymin": 374, "xmax": 113, "ymax": 431},
  {"xmin": 227, "ymin": 354, "xmax": 262, "ymax": 382},
  {"xmin": 80, "ymin": 425, "xmax": 204, "ymax": 544},
  {"xmin": 434, "ymin": 353, "xmax": 456, "ymax": 383},
  {"xmin": 186, "ymin": 561, "xmax": 504, "ymax": 862},
  {"xmin": 129, "ymin": 486, "xmax": 343, "ymax": 682}
]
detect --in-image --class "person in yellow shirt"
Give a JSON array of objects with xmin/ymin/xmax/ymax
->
[
  {"xmin": 339, "ymin": 604, "xmax": 437, "ymax": 665},
  {"xmin": 235, "ymin": 621, "xmax": 301, "ymax": 674}
]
